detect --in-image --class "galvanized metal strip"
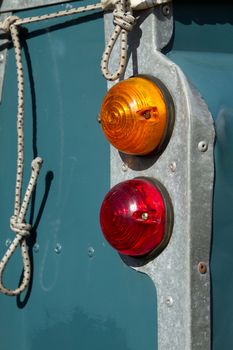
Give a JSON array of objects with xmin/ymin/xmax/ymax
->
[
  {"xmin": 0, "ymin": 0, "xmax": 76, "ymax": 13},
  {"xmin": 105, "ymin": 4, "xmax": 214, "ymax": 350}
]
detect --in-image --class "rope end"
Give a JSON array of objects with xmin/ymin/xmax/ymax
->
[{"xmin": 31, "ymin": 157, "xmax": 43, "ymax": 171}]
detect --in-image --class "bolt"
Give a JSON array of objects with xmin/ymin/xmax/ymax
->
[
  {"xmin": 198, "ymin": 141, "xmax": 208, "ymax": 152},
  {"xmin": 5, "ymin": 238, "xmax": 12, "ymax": 247},
  {"xmin": 54, "ymin": 243, "xmax": 62, "ymax": 254},
  {"xmin": 88, "ymin": 246, "xmax": 95, "ymax": 258},
  {"xmin": 141, "ymin": 212, "xmax": 149, "ymax": 220},
  {"xmin": 0, "ymin": 54, "xmax": 4, "ymax": 63},
  {"xmin": 122, "ymin": 163, "xmax": 128, "ymax": 172},
  {"xmin": 162, "ymin": 4, "xmax": 170, "ymax": 16},
  {"xmin": 165, "ymin": 296, "xmax": 173, "ymax": 307},
  {"xmin": 198, "ymin": 262, "xmax": 207, "ymax": 274},
  {"xmin": 169, "ymin": 161, "xmax": 176, "ymax": 172},
  {"xmin": 33, "ymin": 243, "xmax": 40, "ymax": 253}
]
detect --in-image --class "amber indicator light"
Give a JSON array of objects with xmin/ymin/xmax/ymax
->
[{"xmin": 99, "ymin": 76, "xmax": 174, "ymax": 156}]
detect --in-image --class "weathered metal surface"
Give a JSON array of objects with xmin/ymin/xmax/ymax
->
[
  {"xmin": 0, "ymin": 0, "xmax": 76, "ymax": 12},
  {"xmin": 169, "ymin": 5, "xmax": 233, "ymax": 349},
  {"xmin": 105, "ymin": 5, "xmax": 214, "ymax": 350}
]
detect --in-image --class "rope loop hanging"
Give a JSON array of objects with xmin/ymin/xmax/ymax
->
[
  {"xmin": 101, "ymin": 0, "xmax": 136, "ymax": 81},
  {"xmin": 0, "ymin": 17, "xmax": 43, "ymax": 296},
  {"xmin": 0, "ymin": 0, "xmax": 135, "ymax": 81},
  {"xmin": 0, "ymin": 0, "xmax": 136, "ymax": 296}
]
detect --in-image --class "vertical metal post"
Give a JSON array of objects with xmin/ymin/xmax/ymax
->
[{"xmin": 105, "ymin": 5, "xmax": 214, "ymax": 349}]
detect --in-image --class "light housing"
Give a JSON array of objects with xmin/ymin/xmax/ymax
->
[
  {"xmin": 100, "ymin": 177, "xmax": 173, "ymax": 257},
  {"xmin": 99, "ymin": 76, "xmax": 174, "ymax": 156}
]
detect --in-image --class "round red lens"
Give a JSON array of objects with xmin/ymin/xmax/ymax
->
[{"xmin": 100, "ymin": 178, "xmax": 169, "ymax": 256}]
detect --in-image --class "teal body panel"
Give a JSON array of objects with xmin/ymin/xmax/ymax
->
[
  {"xmin": 0, "ymin": 3, "xmax": 157, "ymax": 349},
  {"xmin": 0, "ymin": 2, "xmax": 232, "ymax": 349},
  {"xmin": 169, "ymin": 4, "xmax": 233, "ymax": 349}
]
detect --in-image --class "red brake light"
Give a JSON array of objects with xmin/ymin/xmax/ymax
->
[{"xmin": 100, "ymin": 178, "xmax": 173, "ymax": 257}]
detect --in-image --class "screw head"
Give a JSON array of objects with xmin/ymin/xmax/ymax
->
[
  {"xmin": 162, "ymin": 4, "xmax": 170, "ymax": 16},
  {"xmin": 143, "ymin": 111, "xmax": 151, "ymax": 119},
  {"xmin": 54, "ymin": 243, "xmax": 62, "ymax": 254},
  {"xmin": 169, "ymin": 161, "xmax": 177, "ymax": 172},
  {"xmin": 122, "ymin": 163, "xmax": 128, "ymax": 172},
  {"xmin": 141, "ymin": 212, "xmax": 149, "ymax": 220},
  {"xmin": 165, "ymin": 296, "xmax": 173, "ymax": 307},
  {"xmin": 198, "ymin": 141, "xmax": 208, "ymax": 152},
  {"xmin": 88, "ymin": 246, "xmax": 95, "ymax": 257}
]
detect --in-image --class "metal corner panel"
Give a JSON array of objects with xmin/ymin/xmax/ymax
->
[{"xmin": 104, "ymin": 6, "xmax": 215, "ymax": 350}]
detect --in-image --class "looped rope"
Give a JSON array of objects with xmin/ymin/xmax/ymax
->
[
  {"xmin": 101, "ymin": 0, "xmax": 136, "ymax": 81},
  {"xmin": 0, "ymin": 0, "xmax": 134, "ymax": 82},
  {"xmin": 0, "ymin": 15, "xmax": 19, "ymax": 32},
  {"xmin": 0, "ymin": 9, "xmax": 44, "ymax": 296},
  {"xmin": 0, "ymin": 156, "xmax": 42, "ymax": 295},
  {"xmin": 0, "ymin": 0, "xmax": 136, "ymax": 296}
]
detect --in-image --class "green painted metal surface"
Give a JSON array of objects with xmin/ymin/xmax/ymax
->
[
  {"xmin": 0, "ymin": 2, "xmax": 157, "ymax": 349},
  {"xmin": 169, "ymin": 4, "xmax": 233, "ymax": 349}
]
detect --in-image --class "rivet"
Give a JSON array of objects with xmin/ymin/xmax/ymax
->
[
  {"xmin": 141, "ymin": 212, "xmax": 149, "ymax": 220},
  {"xmin": 88, "ymin": 246, "xmax": 95, "ymax": 258},
  {"xmin": 5, "ymin": 238, "xmax": 12, "ymax": 247},
  {"xmin": 33, "ymin": 243, "xmax": 40, "ymax": 253},
  {"xmin": 198, "ymin": 141, "xmax": 208, "ymax": 152},
  {"xmin": 162, "ymin": 4, "xmax": 170, "ymax": 16},
  {"xmin": 54, "ymin": 243, "xmax": 62, "ymax": 254},
  {"xmin": 198, "ymin": 262, "xmax": 207, "ymax": 274},
  {"xmin": 169, "ymin": 161, "xmax": 176, "ymax": 172},
  {"xmin": 122, "ymin": 163, "xmax": 128, "ymax": 172},
  {"xmin": 165, "ymin": 296, "xmax": 173, "ymax": 307}
]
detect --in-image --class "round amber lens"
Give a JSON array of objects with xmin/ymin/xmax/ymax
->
[{"xmin": 99, "ymin": 76, "xmax": 172, "ymax": 155}]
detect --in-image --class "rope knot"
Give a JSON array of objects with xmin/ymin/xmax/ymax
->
[
  {"xmin": 10, "ymin": 216, "xmax": 31, "ymax": 237},
  {"xmin": 113, "ymin": 9, "xmax": 136, "ymax": 31},
  {"xmin": 0, "ymin": 16, "xmax": 20, "ymax": 33}
]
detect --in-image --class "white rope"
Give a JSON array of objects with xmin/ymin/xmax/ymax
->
[
  {"xmin": 0, "ymin": 1, "xmax": 136, "ymax": 81},
  {"xmin": 0, "ymin": 18, "xmax": 43, "ymax": 296},
  {"xmin": 0, "ymin": 0, "xmax": 136, "ymax": 295},
  {"xmin": 0, "ymin": 0, "xmax": 170, "ymax": 296},
  {"xmin": 101, "ymin": 0, "xmax": 136, "ymax": 81}
]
